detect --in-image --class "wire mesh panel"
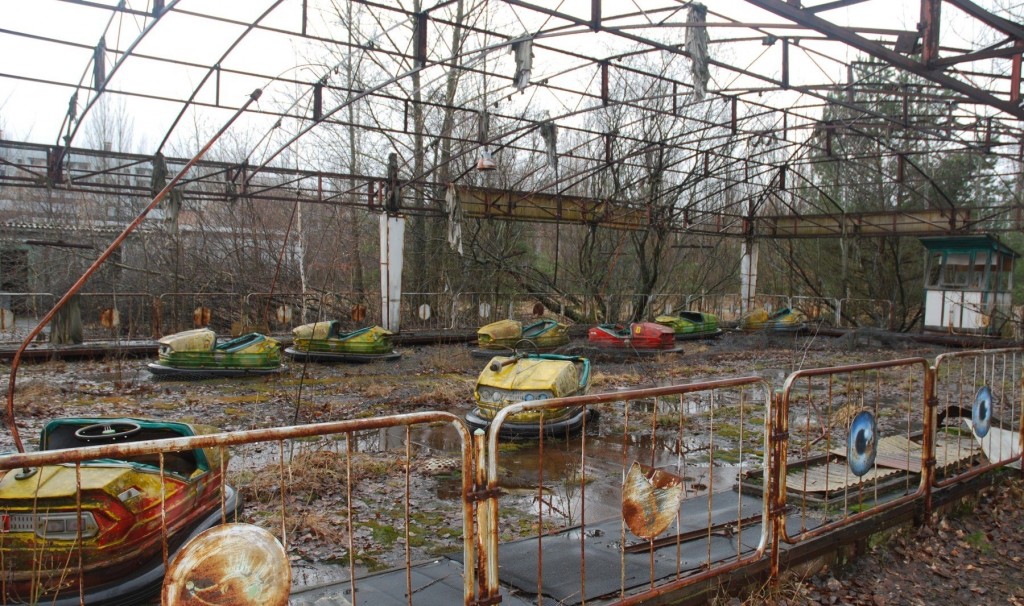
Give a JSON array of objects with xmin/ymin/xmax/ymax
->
[
  {"xmin": 483, "ymin": 378, "xmax": 771, "ymax": 604},
  {"xmin": 932, "ymin": 348, "xmax": 1023, "ymax": 487},
  {"xmin": 0, "ymin": 413, "xmax": 478, "ymax": 606},
  {"xmin": 837, "ymin": 298, "xmax": 893, "ymax": 329},
  {"xmin": 0, "ymin": 292, "xmax": 55, "ymax": 344},
  {"xmin": 78, "ymin": 292, "xmax": 153, "ymax": 341},
  {"xmin": 400, "ymin": 291, "xmax": 458, "ymax": 331},
  {"xmin": 155, "ymin": 292, "xmax": 242, "ymax": 335},
  {"xmin": 777, "ymin": 359, "xmax": 929, "ymax": 544}
]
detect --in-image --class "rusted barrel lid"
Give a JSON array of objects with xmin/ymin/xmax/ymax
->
[{"xmin": 162, "ymin": 523, "xmax": 290, "ymax": 606}]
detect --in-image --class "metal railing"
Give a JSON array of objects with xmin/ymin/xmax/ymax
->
[
  {"xmin": 0, "ymin": 412, "xmax": 478, "ymax": 606},
  {"xmin": 0, "ymin": 346, "xmax": 1021, "ymax": 603},
  {"xmin": 932, "ymin": 348, "xmax": 1024, "ymax": 488},
  {"xmin": 774, "ymin": 358, "xmax": 931, "ymax": 548},
  {"xmin": 482, "ymin": 377, "xmax": 772, "ymax": 604}
]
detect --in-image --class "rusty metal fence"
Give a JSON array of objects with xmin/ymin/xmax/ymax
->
[
  {"xmin": 0, "ymin": 291, "xmax": 904, "ymax": 344},
  {"xmin": 932, "ymin": 348, "xmax": 1023, "ymax": 487},
  {"xmin": 481, "ymin": 377, "xmax": 772, "ymax": 604},
  {"xmin": 0, "ymin": 347, "xmax": 1021, "ymax": 603},
  {"xmin": 0, "ymin": 412, "xmax": 478, "ymax": 605},
  {"xmin": 774, "ymin": 359, "xmax": 931, "ymax": 549}
]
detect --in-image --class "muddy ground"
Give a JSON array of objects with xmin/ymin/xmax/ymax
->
[{"xmin": 1, "ymin": 329, "xmax": 1021, "ymax": 604}]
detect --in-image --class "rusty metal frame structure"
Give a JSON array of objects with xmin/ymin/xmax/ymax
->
[{"xmin": 0, "ymin": 0, "xmax": 1022, "ymax": 239}]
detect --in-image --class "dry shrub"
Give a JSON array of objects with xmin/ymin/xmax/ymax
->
[
  {"xmin": 419, "ymin": 346, "xmax": 474, "ymax": 373},
  {"xmin": 289, "ymin": 509, "xmax": 349, "ymax": 544},
  {"xmin": 360, "ymin": 383, "xmax": 396, "ymax": 399},
  {"xmin": 590, "ymin": 370, "xmax": 644, "ymax": 388},
  {"xmin": 829, "ymin": 402, "xmax": 861, "ymax": 427},
  {"xmin": 405, "ymin": 379, "xmax": 470, "ymax": 408},
  {"xmin": 242, "ymin": 449, "xmax": 405, "ymax": 503},
  {"xmin": 712, "ymin": 570, "xmax": 811, "ymax": 605}
]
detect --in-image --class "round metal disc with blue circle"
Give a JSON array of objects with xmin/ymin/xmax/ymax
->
[
  {"xmin": 847, "ymin": 410, "xmax": 877, "ymax": 477},
  {"xmin": 972, "ymin": 386, "xmax": 992, "ymax": 438}
]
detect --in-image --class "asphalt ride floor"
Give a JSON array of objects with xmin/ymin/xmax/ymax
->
[{"xmin": 288, "ymin": 490, "xmax": 823, "ymax": 606}]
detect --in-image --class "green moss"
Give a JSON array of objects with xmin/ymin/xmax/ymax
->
[
  {"xmin": 965, "ymin": 531, "xmax": 993, "ymax": 554},
  {"xmin": 362, "ymin": 520, "xmax": 400, "ymax": 546}
]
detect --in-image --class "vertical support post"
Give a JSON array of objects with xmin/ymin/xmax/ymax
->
[
  {"xmin": 922, "ymin": 365, "xmax": 937, "ymax": 521},
  {"xmin": 781, "ymin": 39, "xmax": 789, "ymax": 89},
  {"xmin": 471, "ymin": 430, "xmax": 487, "ymax": 603},
  {"xmin": 730, "ymin": 97, "xmax": 738, "ymax": 134},
  {"xmin": 920, "ymin": 0, "xmax": 941, "ymax": 67},
  {"xmin": 301, "ymin": 0, "xmax": 308, "ymax": 36},
  {"xmin": 601, "ymin": 62, "xmax": 609, "ymax": 106},
  {"xmin": 591, "ymin": 0, "xmax": 601, "ymax": 31},
  {"xmin": 482, "ymin": 430, "xmax": 502, "ymax": 604},
  {"xmin": 768, "ymin": 389, "xmax": 786, "ymax": 581},
  {"xmin": 740, "ymin": 240, "xmax": 759, "ymax": 314},
  {"xmin": 413, "ymin": 12, "xmax": 428, "ymax": 69},
  {"xmin": 1012, "ymin": 41, "xmax": 1023, "ymax": 104},
  {"xmin": 379, "ymin": 214, "xmax": 405, "ymax": 333},
  {"xmin": 313, "ymin": 81, "xmax": 323, "ymax": 122}
]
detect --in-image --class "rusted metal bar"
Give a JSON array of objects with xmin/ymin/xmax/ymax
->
[
  {"xmin": 920, "ymin": 0, "xmax": 941, "ymax": 67},
  {"xmin": 486, "ymin": 378, "xmax": 772, "ymax": 604},
  {"xmin": 0, "ymin": 411, "xmax": 468, "ymax": 470},
  {"xmin": 931, "ymin": 349, "xmax": 1024, "ymax": 488},
  {"xmin": 623, "ymin": 513, "xmax": 764, "ymax": 553},
  {"xmin": 743, "ymin": 0, "xmax": 1024, "ymax": 119},
  {"xmin": 472, "ymin": 430, "xmax": 487, "ymax": 603},
  {"xmin": 922, "ymin": 365, "xmax": 937, "ymax": 520}
]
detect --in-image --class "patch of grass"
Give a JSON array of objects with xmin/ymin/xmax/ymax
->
[
  {"xmin": 965, "ymin": 530, "xmax": 993, "ymax": 554},
  {"xmin": 363, "ymin": 520, "xmax": 401, "ymax": 547}
]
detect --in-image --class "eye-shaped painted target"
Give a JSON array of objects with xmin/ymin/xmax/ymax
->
[
  {"xmin": 847, "ymin": 410, "xmax": 877, "ymax": 477},
  {"xmin": 972, "ymin": 386, "xmax": 992, "ymax": 438}
]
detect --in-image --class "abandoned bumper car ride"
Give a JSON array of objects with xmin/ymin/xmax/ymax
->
[
  {"xmin": 653, "ymin": 311, "xmax": 722, "ymax": 340},
  {"xmin": 586, "ymin": 322, "xmax": 682, "ymax": 354},
  {"xmin": 0, "ymin": 417, "xmax": 241, "ymax": 605},
  {"xmin": 146, "ymin": 328, "xmax": 283, "ymax": 377},
  {"xmin": 284, "ymin": 321, "xmax": 401, "ymax": 362},
  {"xmin": 472, "ymin": 318, "xmax": 570, "ymax": 356},
  {"xmin": 738, "ymin": 307, "xmax": 807, "ymax": 332},
  {"xmin": 466, "ymin": 353, "xmax": 593, "ymax": 438}
]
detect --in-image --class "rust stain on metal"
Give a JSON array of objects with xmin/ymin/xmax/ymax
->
[
  {"xmin": 99, "ymin": 307, "xmax": 120, "ymax": 328},
  {"xmin": 193, "ymin": 306, "xmax": 211, "ymax": 327},
  {"xmin": 622, "ymin": 461, "xmax": 683, "ymax": 540},
  {"xmin": 162, "ymin": 523, "xmax": 290, "ymax": 606}
]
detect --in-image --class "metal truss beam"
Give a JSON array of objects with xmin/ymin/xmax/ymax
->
[{"xmin": 743, "ymin": 0, "xmax": 1024, "ymax": 120}]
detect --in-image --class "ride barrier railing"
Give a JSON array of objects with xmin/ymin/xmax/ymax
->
[
  {"xmin": 837, "ymin": 298, "xmax": 894, "ymax": 330},
  {"xmin": 0, "ymin": 292, "xmax": 56, "ymax": 343},
  {"xmin": 0, "ymin": 348, "xmax": 1021, "ymax": 603},
  {"xmin": 482, "ymin": 377, "xmax": 772, "ymax": 604},
  {"xmin": 774, "ymin": 358, "xmax": 931, "ymax": 550},
  {"xmin": 77, "ymin": 292, "xmax": 153, "ymax": 341},
  {"xmin": 1, "ymin": 290, "xmax": 904, "ymax": 345},
  {"xmin": 154, "ymin": 292, "xmax": 243, "ymax": 335},
  {"xmin": 931, "ymin": 348, "xmax": 1024, "ymax": 488},
  {"xmin": 0, "ymin": 412, "xmax": 479, "ymax": 606}
]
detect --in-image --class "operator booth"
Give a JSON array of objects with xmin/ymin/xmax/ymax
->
[{"xmin": 920, "ymin": 235, "xmax": 1017, "ymax": 336}]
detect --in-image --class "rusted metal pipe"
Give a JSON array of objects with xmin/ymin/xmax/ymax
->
[
  {"xmin": 4, "ymin": 89, "xmax": 262, "ymax": 453},
  {"xmin": 0, "ymin": 410, "xmax": 466, "ymax": 470}
]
